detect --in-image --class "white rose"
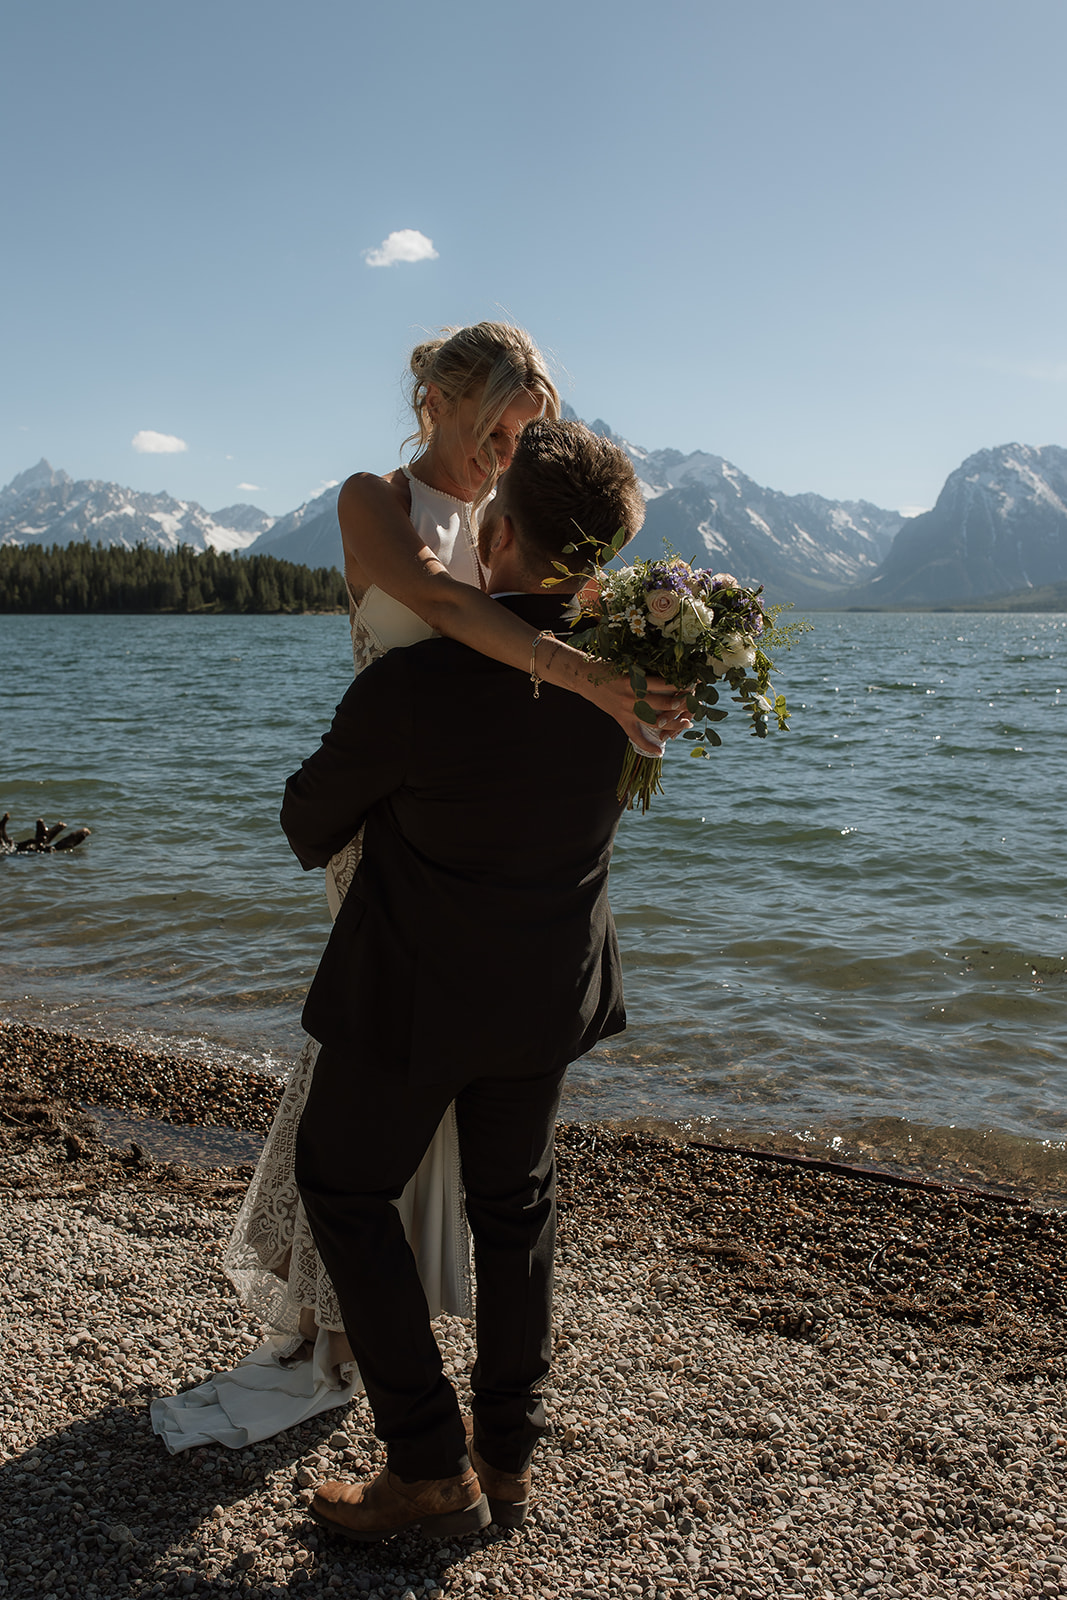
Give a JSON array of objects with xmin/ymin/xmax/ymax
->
[
  {"xmin": 664, "ymin": 596, "xmax": 715, "ymax": 643},
  {"xmin": 710, "ymin": 571, "xmax": 738, "ymax": 587},
  {"xmin": 709, "ymin": 631, "xmax": 757, "ymax": 674},
  {"xmin": 645, "ymin": 588, "xmax": 681, "ymax": 625}
]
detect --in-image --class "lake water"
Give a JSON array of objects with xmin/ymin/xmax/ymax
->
[{"xmin": 2, "ymin": 611, "xmax": 1065, "ymax": 1202}]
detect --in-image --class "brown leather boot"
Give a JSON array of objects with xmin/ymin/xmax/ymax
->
[
  {"xmin": 469, "ymin": 1445, "xmax": 531, "ymax": 1528},
  {"xmin": 310, "ymin": 1467, "xmax": 489, "ymax": 1542}
]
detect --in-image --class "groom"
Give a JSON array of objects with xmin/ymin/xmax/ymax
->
[{"xmin": 286, "ymin": 419, "xmax": 650, "ymax": 1541}]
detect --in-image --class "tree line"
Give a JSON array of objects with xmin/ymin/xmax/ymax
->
[{"xmin": 0, "ymin": 541, "xmax": 348, "ymax": 613}]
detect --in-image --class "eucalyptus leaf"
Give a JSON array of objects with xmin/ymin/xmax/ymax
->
[{"xmin": 634, "ymin": 699, "xmax": 657, "ymax": 725}]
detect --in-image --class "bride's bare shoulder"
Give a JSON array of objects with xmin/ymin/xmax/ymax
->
[{"xmin": 339, "ymin": 469, "xmax": 412, "ymax": 520}]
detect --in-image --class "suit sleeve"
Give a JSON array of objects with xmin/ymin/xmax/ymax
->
[{"xmin": 280, "ymin": 651, "xmax": 412, "ymax": 870}]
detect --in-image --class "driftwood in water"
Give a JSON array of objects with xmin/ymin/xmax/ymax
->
[{"xmin": 0, "ymin": 813, "xmax": 91, "ymax": 854}]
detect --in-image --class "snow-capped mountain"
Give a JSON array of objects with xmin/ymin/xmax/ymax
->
[
  {"xmin": 0, "ymin": 460, "xmax": 274, "ymax": 555},
  {"xmin": 0, "ymin": 445, "xmax": 907, "ymax": 604},
  {"xmin": 8, "ymin": 437, "xmax": 1065, "ymax": 608},
  {"xmin": 242, "ymin": 484, "xmax": 343, "ymax": 569},
  {"xmin": 848, "ymin": 444, "xmax": 1067, "ymax": 605},
  {"xmin": 584, "ymin": 419, "xmax": 902, "ymax": 605}
]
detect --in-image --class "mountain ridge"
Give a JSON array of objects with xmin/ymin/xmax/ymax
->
[
  {"xmin": 844, "ymin": 443, "xmax": 1067, "ymax": 606},
  {"xmin": 0, "ymin": 459, "xmax": 275, "ymax": 555},
  {"xmin": 578, "ymin": 417, "xmax": 902, "ymax": 604},
  {"xmin": 4, "ymin": 433, "xmax": 1066, "ymax": 607}
]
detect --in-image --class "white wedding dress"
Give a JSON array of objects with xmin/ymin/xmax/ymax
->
[{"xmin": 152, "ymin": 471, "xmax": 482, "ymax": 1453}]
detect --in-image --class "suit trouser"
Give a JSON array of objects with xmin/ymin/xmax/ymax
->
[{"xmin": 295, "ymin": 1040, "xmax": 567, "ymax": 1482}]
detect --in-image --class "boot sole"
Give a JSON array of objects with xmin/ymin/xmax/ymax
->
[{"xmin": 311, "ymin": 1494, "xmax": 491, "ymax": 1543}]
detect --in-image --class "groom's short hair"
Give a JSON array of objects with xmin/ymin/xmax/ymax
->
[{"xmin": 504, "ymin": 419, "xmax": 645, "ymax": 573}]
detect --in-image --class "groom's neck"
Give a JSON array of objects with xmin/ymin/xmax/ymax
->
[{"xmin": 485, "ymin": 558, "xmax": 582, "ymax": 597}]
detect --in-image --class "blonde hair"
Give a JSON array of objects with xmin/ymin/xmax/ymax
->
[{"xmin": 406, "ymin": 322, "xmax": 560, "ymax": 505}]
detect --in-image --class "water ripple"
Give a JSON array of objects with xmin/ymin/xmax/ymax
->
[{"xmin": 3, "ymin": 610, "xmax": 1067, "ymax": 1198}]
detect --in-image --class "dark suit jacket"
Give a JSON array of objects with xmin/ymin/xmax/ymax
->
[{"xmin": 280, "ymin": 593, "xmax": 629, "ymax": 1086}]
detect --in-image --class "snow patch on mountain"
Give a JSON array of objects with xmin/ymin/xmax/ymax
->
[
  {"xmin": 848, "ymin": 443, "xmax": 1067, "ymax": 605},
  {"xmin": 577, "ymin": 419, "xmax": 903, "ymax": 603},
  {"xmin": 0, "ymin": 460, "xmax": 274, "ymax": 554}
]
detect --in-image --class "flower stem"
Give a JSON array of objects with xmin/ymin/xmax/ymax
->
[{"xmin": 617, "ymin": 747, "xmax": 664, "ymax": 813}]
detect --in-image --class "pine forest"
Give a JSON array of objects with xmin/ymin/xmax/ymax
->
[{"xmin": 0, "ymin": 542, "xmax": 348, "ymax": 613}]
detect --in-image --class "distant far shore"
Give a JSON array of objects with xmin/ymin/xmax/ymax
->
[
  {"xmin": 0, "ymin": 541, "xmax": 348, "ymax": 615},
  {"xmin": 804, "ymin": 580, "xmax": 1067, "ymax": 614},
  {"xmin": 0, "ymin": 606, "xmax": 347, "ymax": 616},
  {"xmin": 803, "ymin": 602, "xmax": 1067, "ymax": 614}
]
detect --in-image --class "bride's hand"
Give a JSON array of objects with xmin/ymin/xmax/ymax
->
[{"xmin": 585, "ymin": 667, "xmax": 693, "ymax": 756}]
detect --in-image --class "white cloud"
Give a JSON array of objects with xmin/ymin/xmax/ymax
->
[
  {"xmin": 132, "ymin": 429, "xmax": 188, "ymax": 455},
  {"xmin": 363, "ymin": 229, "xmax": 438, "ymax": 268},
  {"xmin": 237, "ymin": 482, "xmax": 261, "ymax": 492},
  {"xmin": 898, "ymin": 505, "xmax": 929, "ymax": 520},
  {"xmin": 1015, "ymin": 360, "xmax": 1067, "ymax": 383},
  {"xmin": 974, "ymin": 356, "xmax": 1067, "ymax": 384}
]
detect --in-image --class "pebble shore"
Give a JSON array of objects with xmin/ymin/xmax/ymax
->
[{"xmin": 2, "ymin": 1019, "xmax": 1066, "ymax": 1600}]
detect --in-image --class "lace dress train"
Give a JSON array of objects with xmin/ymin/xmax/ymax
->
[{"xmin": 151, "ymin": 470, "xmax": 481, "ymax": 1453}]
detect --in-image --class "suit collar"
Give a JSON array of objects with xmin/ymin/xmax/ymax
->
[{"xmin": 495, "ymin": 591, "xmax": 579, "ymax": 632}]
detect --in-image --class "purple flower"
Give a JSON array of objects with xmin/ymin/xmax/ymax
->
[{"xmin": 643, "ymin": 564, "xmax": 688, "ymax": 594}]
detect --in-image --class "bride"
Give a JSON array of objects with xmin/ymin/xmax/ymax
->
[{"xmin": 154, "ymin": 322, "xmax": 681, "ymax": 1451}]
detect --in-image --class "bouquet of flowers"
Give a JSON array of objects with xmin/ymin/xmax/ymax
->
[{"xmin": 563, "ymin": 542, "xmax": 795, "ymax": 811}]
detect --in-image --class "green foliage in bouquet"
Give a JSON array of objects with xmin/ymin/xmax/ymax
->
[{"xmin": 552, "ymin": 535, "xmax": 804, "ymax": 811}]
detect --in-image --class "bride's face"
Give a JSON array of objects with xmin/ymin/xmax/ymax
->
[{"xmin": 428, "ymin": 385, "xmax": 542, "ymax": 499}]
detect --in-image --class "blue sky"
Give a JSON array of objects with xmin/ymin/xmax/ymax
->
[{"xmin": 3, "ymin": 0, "xmax": 1065, "ymax": 517}]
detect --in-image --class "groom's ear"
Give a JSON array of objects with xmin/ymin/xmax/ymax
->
[
  {"xmin": 478, "ymin": 511, "xmax": 516, "ymax": 568},
  {"xmin": 491, "ymin": 514, "xmax": 517, "ymax": 555}
]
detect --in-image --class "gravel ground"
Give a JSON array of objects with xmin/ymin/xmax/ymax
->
[{"xmin": 2, "ymin": 1020, "xmax": 1066, "ymax": 1600}]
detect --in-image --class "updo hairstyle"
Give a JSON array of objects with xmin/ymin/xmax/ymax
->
[{"xmin": 406, "ymin": 322, "xmax": 560, "ymax": 504}]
